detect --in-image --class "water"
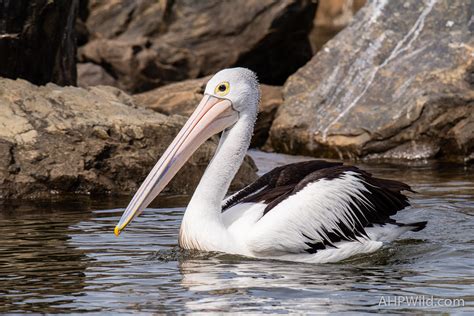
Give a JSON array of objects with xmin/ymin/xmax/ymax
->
[{"xmin": 1, "ymin": 151, "xmax": 473, "ymax": 314}]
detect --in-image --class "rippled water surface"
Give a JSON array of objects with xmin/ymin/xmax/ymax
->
[{"xmin": 1, "ymin": 151, "xmax": 473, "ymax": 314}]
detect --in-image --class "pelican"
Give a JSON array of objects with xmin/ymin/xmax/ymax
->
[{"xmin": 114, "ymin": 68, "xmax": 427, "ymax": 263}]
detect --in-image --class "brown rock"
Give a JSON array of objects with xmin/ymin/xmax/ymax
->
[
  {"xmin": 77, "ymin": 62, "xmax": 118, "ymax": 88},
  {"xmin": 78, "ymin": 0, "xmax": 316, "ymax": 93},
  {"xmin": 0, "ymin": 0, "xmax": 78, "ymax": 86},
  {"xmin": 269, "ymin": 0, "xmax": 474, "ymax": 161},
  {"xmin": 255, "ymin": 85, "xmax": 284, "ymax": 148},
  {"xmin": 134, "ymin": 77, "xmax": 283, "ymax": 147},
  {"xmin": 134, "ymin": 77, "xmax": 210, "ymax": 117},
  {"xmin": 0, "ymin": 77, "xmax": 257, "ymax": 199},
  {"xmin": 310, "ymin": 0, "xmax": 366, "ymax": 52}
]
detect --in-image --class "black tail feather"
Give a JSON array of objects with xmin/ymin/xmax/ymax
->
[{"xmin": 406, "ymin": 221, "xmax": 428, "ymax": 232}]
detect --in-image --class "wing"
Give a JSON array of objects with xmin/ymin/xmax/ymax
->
[
  {"xmin": 225, "ymin": 161, "xmax": 412, "ymax": 256},
  {"xmin": 222, "ymin": 160, "xmax": 343, "ymax": 212}
]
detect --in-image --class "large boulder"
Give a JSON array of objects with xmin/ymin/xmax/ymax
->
[
  {"xmin": 269, "ymin": 0, "xmax": 474, "ymax": 162},
  {"xmin": 78, "ymin": 0, "xmax": 316, "ymax": 93},
  {"xmin": 133, "ymin": 77, "xmax": 283, "ymax": 147},
  {"xmin": 0, "ymin": 78, "xmax": 257, "ymax": 199},
  {"xmin": 0, "ymin": 0, "xmax": 78, "ymax": 86}
]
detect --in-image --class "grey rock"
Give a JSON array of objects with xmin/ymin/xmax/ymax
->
[{"xmin": 269, "ymin": 0, "xmax": 474, "ymax": 161}]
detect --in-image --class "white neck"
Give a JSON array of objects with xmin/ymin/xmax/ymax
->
[{"xmin": 179, "ymin": 112, "xmax": 256, "ymax": 251}]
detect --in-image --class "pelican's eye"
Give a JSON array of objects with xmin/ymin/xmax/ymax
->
[{"xmin": 215, "ymin": 81, "xmax": 230, "ymax": 96}]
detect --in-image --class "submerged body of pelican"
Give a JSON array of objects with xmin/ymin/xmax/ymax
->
[{"xmin": 115, "ymin": 68, "xmax": 426, "ymax": 263}]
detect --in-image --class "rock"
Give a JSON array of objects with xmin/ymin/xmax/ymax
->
[
  {"xmin": 134, "ymin": 77, "xmax": 211, "ymax": 117},
  {"xmin": 310, "ymin": 0, "xmax": 366, "ymax": 52},
  {"xmin": 77, "ymin": 63, "xmax": 118, "ymax": 88},
  {"xmin": 0, "ymin": 77, "xmax": 257, "ymax": 199},
  {"xmin": 269, "ymin": 0, "xmax": 474, "ymax": 162},
  {"xmin": 0, "ymin": 0, "xmax": 78, "ymax": 86},
  {"xmin": 133, "ymin": 77, "xmax": 283, "ymax": 147},
  {"xmin": 76, "ymin": 0, "xmax": 90, "ymax": 46},
  {"xmin": 78, "ymin": 0, "xmax": 316, "ymax": 93},
  {"xmin": 254, "ymin": 85, "xmax": 284, "ymax": 148}
]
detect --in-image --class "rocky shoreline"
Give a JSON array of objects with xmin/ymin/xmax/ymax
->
[
  {"xmin": 0, "ymin": 78, "xmax": 257, "ymax": 199},
  {"xmin": 0, "ymin": 0, "xmax": 472, "ymax": 199}
]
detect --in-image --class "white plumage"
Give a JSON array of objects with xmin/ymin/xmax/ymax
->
[{"xmin": 116, "ymin": 68, "xmax": 427, "ymax": 263}]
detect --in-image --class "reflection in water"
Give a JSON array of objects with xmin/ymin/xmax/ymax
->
[
  {"xmin": 176, "ymin": 239, "xmax": 471, "ymax": 314},
  {"xmin": 0, "ymin": 152, "xmax": 472, "ymax": 313},
  {"xmin": 0, "ymin": 199, "xmax": 92, "ymax": 313},
  {"xmin": 178, "ymin": 257, "xmax": 404, "ymax": 313}
]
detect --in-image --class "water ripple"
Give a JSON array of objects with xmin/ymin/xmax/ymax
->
[{"xmin": 0, "ymin": 154, "xmax": 472, "ymax": 313}]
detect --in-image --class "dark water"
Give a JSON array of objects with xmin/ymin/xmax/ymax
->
[{"xmin": 1, "ymin": 151, "xmax": 473, "ymax": 314}]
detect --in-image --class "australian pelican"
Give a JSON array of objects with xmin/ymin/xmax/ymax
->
[{"xmin": 115, "ymin": 68, "xmax": 426, "ymax": 263}]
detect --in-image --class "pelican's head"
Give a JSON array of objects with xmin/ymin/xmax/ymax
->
[
  {"xmin": 204, "ymin": 67, "xmax": 260, "ymax": 117},
  {"xmin": 114, "ymin": 68, "xmax": 260, "ymax": 236}
]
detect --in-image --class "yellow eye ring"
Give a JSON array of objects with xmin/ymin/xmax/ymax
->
[{"xmin": 214, "ymin": 81, "xmax": 230, "ymax": 96}]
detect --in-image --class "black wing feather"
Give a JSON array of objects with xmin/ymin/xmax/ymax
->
[
  {"xmin": 222, "ymin": 160, "xmax": 342, "ymax": 212},
  {"xmin": 223, "ymin": 160, "xmax": 419, "ymax": 254}
]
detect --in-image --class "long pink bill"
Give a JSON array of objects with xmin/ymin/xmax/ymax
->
[{"xmin": 114, "ymin": 95, "xmax": 238, "ymax": 236}]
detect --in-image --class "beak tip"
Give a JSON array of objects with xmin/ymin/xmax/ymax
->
[{"xmin": 114, "ymin": 225, "xmax": 121, "ymax": 237}]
